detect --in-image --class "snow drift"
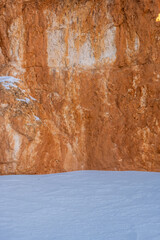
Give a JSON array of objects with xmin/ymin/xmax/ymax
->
[{"xmin": 0, "ymin": 171, "xmax": 160, "ymax": 240}]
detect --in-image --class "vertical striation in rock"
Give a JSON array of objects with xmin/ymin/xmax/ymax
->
[{"xmin": 0, "ymin": 0, "xmax": 160, "ymax": 174}]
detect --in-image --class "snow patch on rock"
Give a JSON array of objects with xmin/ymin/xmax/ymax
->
[
  {"xmin": 34, "ymin": 116, "xmax": 41, "ymax": 122},
  {"xmin": 0, "ymin": 76, "xmax": 20, "ymax": 90},
  {"xmin": 16, "ymin": 98, "xmax": 30, "ymax": 104}
]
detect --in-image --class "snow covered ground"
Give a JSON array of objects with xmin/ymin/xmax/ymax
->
[{"xmin": 0, "ymin": 171, "xmax": 160, "ymax": 240}]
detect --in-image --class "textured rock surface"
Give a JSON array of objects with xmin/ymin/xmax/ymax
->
[{"xmin": 0, "ymin": 0, "xmax": 160, "ymax": 174}]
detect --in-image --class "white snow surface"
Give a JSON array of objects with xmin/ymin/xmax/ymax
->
[{"xmin": 0, "ymin": 171, "xmax": 160, "ymax": 240}]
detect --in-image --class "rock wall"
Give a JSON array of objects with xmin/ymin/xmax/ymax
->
[{"xmin": 0, "ymin": 0, "xmax": 160, "ymax": 174}]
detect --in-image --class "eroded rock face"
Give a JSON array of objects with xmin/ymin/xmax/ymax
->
[{"xmin": 0, "ymin": 0, "xmax": 160, "ymax": 174}]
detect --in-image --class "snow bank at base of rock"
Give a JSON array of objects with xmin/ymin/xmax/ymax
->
[{"xmin": 0, "ymin": 171, "xmax": 160, "ymax": 240}]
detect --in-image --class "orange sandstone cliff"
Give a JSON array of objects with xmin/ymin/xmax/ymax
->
[{"xmin": 0, "ymin": 0, "xmax": 160, "ymax": 174}]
